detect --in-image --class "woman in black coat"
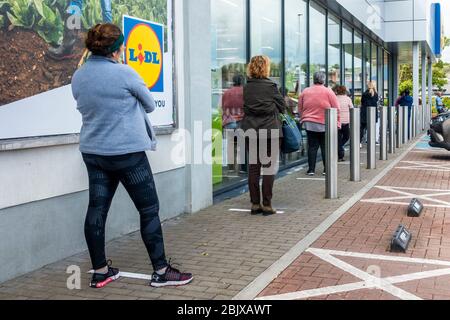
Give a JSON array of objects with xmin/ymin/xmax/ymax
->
[
  {"xmin": 240, "ymin": 55, "xmax": 286, "ymax": 216},
  {"xmin": 360, "ymin": 81, "xmax": 379, "ymax": 143}
]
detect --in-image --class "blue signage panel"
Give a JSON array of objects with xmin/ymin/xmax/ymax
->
[{"xmin": 430, "ymin": 3, "xmax": 442, "ymax": 57}]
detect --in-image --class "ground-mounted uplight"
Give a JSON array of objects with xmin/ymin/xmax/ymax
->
[
  {"xmin": 407, "ymin": 198, "xmax": 424, "ymax": 217},
  {"xmin": 390, "ymin": 225, "xmax": 412, "ymax": 253}
]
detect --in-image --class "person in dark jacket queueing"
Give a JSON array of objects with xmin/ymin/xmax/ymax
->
[
  {"xmin": 360, "ymin": 81, "xmax": 379, "ymax": 144},
  {"xmin": 240, "ymin": 55, "xmax": 287, "ymax": 216},
  {"xmin": 398, "ymin": 90, "xmax": 414, "ymax": 137}
]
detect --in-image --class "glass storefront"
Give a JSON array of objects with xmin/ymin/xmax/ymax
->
[
  {"xmin": 354, "ymin": 32, "xmax": 363, "ymax": 106},
  {"xmin": 284, "ymin": 0, "xmax": 307, "ymax": 95},
  {"xmin": 384, "ymin": 51, "xmax": 390, "ymax": 106},
  {"xmin": 343, "ymin": 23, "xmax": 353, "ymax": 95},
  {"xmin": 309, "ymin": 2, "xmax": 326, "ymax": 84},
  {"xmin": 211, "ymin": 0, "xmax": 247, "ymax": 189},
  {"xmin": 210, "ymin": 0, "xmax": 392, "ymax": 194},
  {"xmin": 363, "ymin": 39, "xmax": 371, "ymax": 92},
  {"xmin": 327, "ymin": 14, "xmax": 340, "ymax": 88},
  {"xmin": 371, "ymin": 43, "xmax": 378, "ymax": 86},
  {"xmin": 250, "ymin": 0, "xmax": 282, "ymax": 84}
]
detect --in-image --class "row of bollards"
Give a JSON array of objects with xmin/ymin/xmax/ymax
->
[{"xmin": 325, "ymin": 105, "xmax": 422, "ymax": 199}]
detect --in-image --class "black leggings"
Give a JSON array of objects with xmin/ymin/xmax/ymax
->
[
  {"xmin": 82, "ymin": 152, "xmax": 168, "ymax": 271},
  {"xmin": 339, "ymin": 124, "xmax": 350, "ymax": 160},
  {"xmin": 306, "ymin": 131, "xmax": 326, "ymax": 172}
]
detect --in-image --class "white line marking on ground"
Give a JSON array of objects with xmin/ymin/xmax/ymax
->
[
  {"xmin": 297, "ymin": 178, "xmax": 326, "ymax": 181},
  {"xmin": 88, "ymin": 270, "xmax": 152, "ymax": 281},
  {"xmin": 413, "ymin": 148, "xmax": 447, "ymax": 152},
  {"xmin": 338, "ymin": 162, "xmax": 365, "ymax": 166},
  {"xmin": 229, "ymin": 209, "xmax": 286, "ymax": 214},
  {"xmin": 309, "ymin": 248, "xmax": 450, "ymax": 267},
  {"xmin": 310, "ymin": 250, "xmax": 421, "ymax": 300},
  {"xmin": 396, "ymin": 161, "xmax": 450, "ymax": 172},
  {"xmin": 361, "ymin": 186, "xmax": 450, "ymax": 208},
  {"xmin": 232, "ymin": 136, "xmax": 424, "ymax": 300},
  {"xmin": 257, "ymin": 248, "xmax": 450, "ymax": 300}
]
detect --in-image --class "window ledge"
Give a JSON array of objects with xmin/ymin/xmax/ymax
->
[{"xmin": 0, "ymin": 127, "xmax": 176, "ymax": 151}]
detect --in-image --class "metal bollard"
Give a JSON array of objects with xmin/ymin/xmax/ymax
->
[
  {"xmin": 389, "ymin": 107, "xmax": 396, "ymax": 154},
  {"xmin": 367, "ymin": 107, "xmax": 377, "ymax": 169},
  {"xmin": 380, "ymin": 106, "xmax": 388, "ymax": 161},
  {"xmin": 350, "ymin": 108, "xmax": 361, "ymax": 182},
  {"xmin": 397, "ymin": 106, "xmax": 403, "ymax": 148},
  {"xmin": 325, "ymin": 108, "xmax": 338, "ymax": 199},
  {"xmin": 411, "ymin": 105, "xmax": 416, "ymax": 139},
  {"xmin": 403, "ymin": 106, "xmax": 409, "ymax": 144}
]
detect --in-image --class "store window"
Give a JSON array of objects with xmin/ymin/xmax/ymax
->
[
  {"xmin": 363, "ymin": 39, "xmax": 371, "ymax": 92},
  {"xmin": 309, "ymin": 1, "xmax": 326, "ymax": 85},
  {"xmin": 211, "ymin": 0, "xmax": 247, "ymax": 189},
  {"xmin": 384, "ymin": 51, "xmax": 390, "ymax": 106},
  {"xmin": 343, "ymin": 23, "xmax": 353, "ymax": 97},
  {"xmin": 371, "ymin": 43, "xmax": 378, "ymax": 86},
  {"xmin": 250, "ymin": 0, "xmax": 282, "ymax": 85},
  {"xmin": 354, "ymin": 32, "xmax": 363, "ymax": 106},
  {"xmin": 327, "ymin": 14, "xmax": 340, "ymax": 88},
  {"xmin": 285, "ymin": 0, "xmax": 308, "ymax": 95}
]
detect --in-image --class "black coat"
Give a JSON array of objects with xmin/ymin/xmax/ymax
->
[
  {"xmin": 360, "ymin": 90, "xmax": 379, "ymax": 124},
  {"xmin": 240, "ymin": 78, "xmax": 286, "ymax": 133}
]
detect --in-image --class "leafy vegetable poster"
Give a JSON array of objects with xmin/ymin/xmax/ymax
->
[{"xmin": 0, "ymin": 0, "xmax": 170, "ymax": 107}]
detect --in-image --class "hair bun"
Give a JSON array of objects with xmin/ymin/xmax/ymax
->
[{"xmin": 85, "ymin": 23, "xmax": 122, "ymax": 56}]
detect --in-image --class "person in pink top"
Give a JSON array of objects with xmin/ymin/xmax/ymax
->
[
  {"xmin": 335, "ymin": 85, "xmax": 354, "ymax": 161},
  {"xmin": 299, "ymin": 72, "xmax": 341, "ymax": 176}
]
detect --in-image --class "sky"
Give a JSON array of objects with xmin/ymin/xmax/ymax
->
[{"xmin": 437, "ymin": 0, "xmax": 450, "ymax": 62}]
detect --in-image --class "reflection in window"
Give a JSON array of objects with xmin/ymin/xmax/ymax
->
[
  {"xmin": 343, "ymin": 23, "xmax": 353, "ymax": 97},
  {"xmin": 363, "ymin": 39, "xmax": 371, "ymax": 91},
  {"xmin": 211, "ymin": 0, "xmax": 247, "ymax": 112},
  {"xmin": 250, "ymin": 0, "xmax": 282, "ymax": 85},
  {"xmin": 309, "ymin": 2, "xmax": 326, "ymax": 85},
  {"xmin": 328, "ymin": 14, "xmax": 340, "ymax": 88},
  {"xmin": 354, "ymin": 32, "xmax": 363, "ymax": 106},
  {"xmin": 384, "ymin": 51, "xmax": 389, "ymax": 106},
  {"xmin": 371, "ymin": 43, "xmax": 378, "ymax": 86},
  {"xmin": 285, "ymin": 0, "xmax": 307, "ymax": 95},
  {"xmin": 211, "ymin": 0, "xmax": 247, "ymax": 187}
]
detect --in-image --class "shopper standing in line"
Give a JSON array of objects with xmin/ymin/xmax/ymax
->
[
  {"xmin": 360, "ymin": 81, "xmax": 379, "ymax": 144},
  {"xmin": 398, "ymin": 89, "xmax": 414, "ymax": 137},
  {"xmin": 241, "ymin": 55, "xmax": 286, "ymax": 216},
  {"xmin": 299, "ymin": 72, "xmax": 341, "ymax": 176},
  {"xmin": 71, "ymin": 23, "xmax": 193, "ymax": 289},
  {"xmin": 335, "ymin": 85, "xmax": 354, "ymax": 162}
]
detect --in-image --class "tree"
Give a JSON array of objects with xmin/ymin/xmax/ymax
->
[
  {"xmin": 397, "ymin": 38, "xmax": 450, "ymax": 94},
  {"xmin": 432, "ymin": 60, "xmax": 448, "ymax": 91}
]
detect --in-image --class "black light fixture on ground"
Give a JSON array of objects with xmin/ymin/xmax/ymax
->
[
  {"xmin": 390, "ymin": 225, "xmax": 412, "ymax": 253},
  {"xmin": 408, "ymin": 198, "xmax": 424, "ymax": 217}
]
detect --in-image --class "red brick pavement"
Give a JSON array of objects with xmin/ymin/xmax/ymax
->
[{"xmin": 258, "ymin": 144, "xmax": 450, "ymax": 300}]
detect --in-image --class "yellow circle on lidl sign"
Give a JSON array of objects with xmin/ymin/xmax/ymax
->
[{"xmin": 125, "ymin": 23, "xmax": 163, "ymax": 90}]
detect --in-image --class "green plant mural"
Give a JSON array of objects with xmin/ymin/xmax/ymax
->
[
  {"xmin": 0, "ymin": 0, "xmax": 170, "ymax": 107},
  {"xmin": 35, "ymin": 0, "xmax": 64, "ymax": 45},
  {"xmin": 1, "ymin": 0, "xmax": 168, "ymax": 45},
  {"xmin": 5, "ymin": 0, "xmax": 36, "ymax": 29}
]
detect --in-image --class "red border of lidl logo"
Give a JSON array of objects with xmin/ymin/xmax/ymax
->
[{"xmin": 123, "ymin": 15, "xmax": 164, "ymax": 92}]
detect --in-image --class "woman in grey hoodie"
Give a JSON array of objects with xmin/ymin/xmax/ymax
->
[{"xmin": 72, "ymin": 23, "xmax": 192, "ymax": 289}]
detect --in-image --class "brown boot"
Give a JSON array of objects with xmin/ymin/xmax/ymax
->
[
  {"xmin": 251, "ymin": 204, "xmax": 263, "ymax": 215},
  {"xmin": 262, "ymin": 206, "xmax": 277, "ymax": 216}
]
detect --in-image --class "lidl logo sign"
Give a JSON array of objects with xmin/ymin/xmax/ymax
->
[{"xmin": 123, "ymin": 16, "xmax": 164, "ymax": 92}]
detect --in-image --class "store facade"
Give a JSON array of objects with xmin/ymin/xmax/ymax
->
[{"xmin": 211, "ymin": 0, "xmax": 394, "ymax": 193}]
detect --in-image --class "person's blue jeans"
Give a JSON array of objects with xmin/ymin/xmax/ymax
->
[{"xmin": 70, "ymin": 0, "xmax": 113, "ymax": 23}]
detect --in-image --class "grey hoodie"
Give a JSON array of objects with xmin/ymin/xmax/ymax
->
[{"xmin": 71, "ymin": 55, "xmax": 157, "ymax": 156}]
